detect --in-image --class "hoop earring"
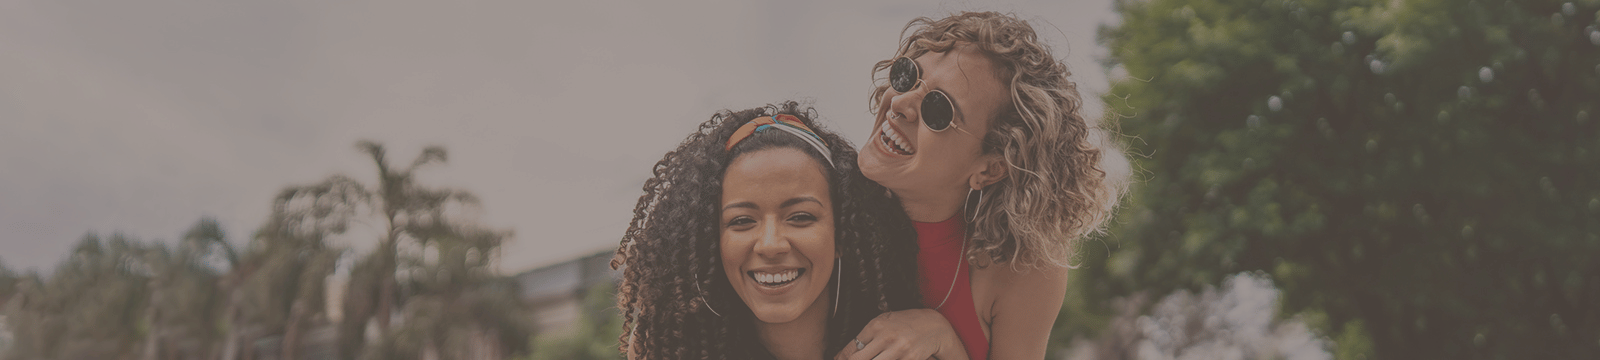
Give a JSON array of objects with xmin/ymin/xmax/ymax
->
[
  {"xmin": 692, "ymin": 273, "xmax": 723, "ymax": 317},
  {"xmin": 831, "ymin": 258, "xmax": 841, "ymax": 318},
  {"xmin": 963, "ymin": 187, "xmax": 985, "ymax": 223}
]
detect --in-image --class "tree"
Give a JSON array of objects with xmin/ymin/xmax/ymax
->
[
  {"xmin": 360, "ymin": 225, "xmax": 533, "ymax": 360},
  {"xmin": 4, "ymin": 234, "xmax": 152, "ymax": 360},
  {"xmin": 525, "ymin": 284, "xmax": 622, "ymax": 360},
  {"xmin": 218, "ymin": 177, "xmax": 362, "ymax": 360},
  {"xmin": 0, "ymin": 140, "xmax": 523, "ymax": 360},
  {"xmin": 266, "ymin": 177, "xmax": 362, "ymax": 360},
  {"xmin": 1072, "ymin": 0, "xmax": 1599, "ymax": 358},
  {"xmin": 326, "ymin": 140, "xmax": 527, "ymax": 359},
  {"xmin": 344, "ymin": 141, "xmax": 480, "ymax": 339},
  {"xmin": 138, "ymin": 220, "xmax": 229, "ymax": 360},
  {"xmin": 2, "ymin": 225, "xmax": 234, "ymax": 360}
]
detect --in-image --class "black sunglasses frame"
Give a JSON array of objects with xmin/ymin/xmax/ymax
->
[{"xmin": 889, "ymin": 56, "xmax": 958, "ymax": 133}]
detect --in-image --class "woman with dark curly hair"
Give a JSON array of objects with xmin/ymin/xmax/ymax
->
[
  {"xmin": 837, "ymin": 12, "xmax": 1127, "ymax": 360},
  {"xmin": 612, "ymin": 102, "xmax": 923, "ymax": 359}
]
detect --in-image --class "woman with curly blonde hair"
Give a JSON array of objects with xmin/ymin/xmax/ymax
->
[
  {"xmin": 838, "ymin": 12, "xmax": 1124, "ymax": 360},
  {"xmin": 614, "ymin": 102, "xmax": 923, "ymax": 359}
]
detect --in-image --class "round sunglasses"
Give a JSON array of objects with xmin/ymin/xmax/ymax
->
[{"xmin": 889, "ymin": 56, "xmax": 957, "ymax": 132}]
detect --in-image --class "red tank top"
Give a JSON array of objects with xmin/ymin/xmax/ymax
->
[{"xmin": 915, "ymin": 216, "xmax": 988, "ymax": 360}]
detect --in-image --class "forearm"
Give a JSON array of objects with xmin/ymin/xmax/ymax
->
[
  {"xmin": 932, "ymin": 328, "xmax": 969, "ymax": 360},
  {"xmin": 838, "ymin": 308, "xmax": 971, "ymax": 360}
]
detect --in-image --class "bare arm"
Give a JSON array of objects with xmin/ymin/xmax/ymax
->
[
  {"xmin": 834, "ymin": 308, "xmax": 969, "ymax": 360},
  {"xmin": 984, "ymin": 264, "xmax": 1069, "ymax": 359}
]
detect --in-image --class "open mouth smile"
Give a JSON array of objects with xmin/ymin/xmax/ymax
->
[
  {"xmin": 748, "ymin": 268, "xmax": 805, "ymax": 288},
  {"xmin": 878, "ymin": 123, "xmax": 914, "ymax": 155}
]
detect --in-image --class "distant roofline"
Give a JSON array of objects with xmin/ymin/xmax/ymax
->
[{"xmin": 509, "ymin": 245, "xmax": 616, "ymax": 277}]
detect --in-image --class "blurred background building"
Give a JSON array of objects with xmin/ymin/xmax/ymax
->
[{"xmin": 514, "ymin": 250, "xmax": 619, "ymax": 338}]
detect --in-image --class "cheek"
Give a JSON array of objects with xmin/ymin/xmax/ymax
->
[
  {"xmin": 804, "ymin": 224, "xmax": 838, "ymax": 263},
  {"xmin": 928, "ymin": 138, "xmax": 984, "ymax": 167},
  {"xmin": 718, "ymin": 235, "xmax": 741, "ymax": 271}
]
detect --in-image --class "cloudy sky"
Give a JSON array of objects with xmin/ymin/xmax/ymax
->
[{"xmin": 0, "ymin": 0, "xmax": 1117, "ymax": 274}]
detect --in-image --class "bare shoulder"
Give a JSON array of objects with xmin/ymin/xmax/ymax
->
[
  {"xmin": 984, "ymin": 262, "xmax": 1071, "ymax": 359},
  {"xmin": 986, "ymin": 262, "xmax": 1071, "ymax": 328},
  {"xmin": 971, "ymin": 256, "xmax": 1071, "ymax": 305},
  {"xmin": 991, "ymin": 260, "xmax": 1070, "ymax": 290},
  {"xmin": 993, "ymin": 263, "xmax": 1071, "ymax": 315},
  {"xmin": 970, "ymin": 256, "xmax": 1072, "ymax": 325}
]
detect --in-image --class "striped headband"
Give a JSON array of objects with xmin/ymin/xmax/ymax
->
[{"xmin": 725, "ymin": 114, "xmax": 834, "ymax": 167}]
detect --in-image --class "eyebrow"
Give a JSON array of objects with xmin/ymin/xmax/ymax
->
[
  {"xmin": 721, "ymin": 196, "xmax": 823, "ymax": 211},
  {"xmin": 780, "ymin": 196, "xmax": 823, "ymax": 209},
  {"xmin": 722, "ymin": 201, "xmax": 758, "ymax": 211}
]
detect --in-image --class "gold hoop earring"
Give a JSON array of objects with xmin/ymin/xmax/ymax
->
[
  {"xmin": 692, "ymin": 273, "xmax": 723, "ymax": 317},
  {"xmin": 831, "ymin": 258, "xmax": 841, "ymax": 318},
  {"xmin": 963, "ymin": 187, "xmax": 985, "ymax": 223}
]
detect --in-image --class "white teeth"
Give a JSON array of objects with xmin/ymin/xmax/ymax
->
[
  {"xmin": 880, "ymin": 126, "xmax": 913, "ymax": 154},
  {"xmin": 752, "ymin": 269, "xmax": 800, "ymax": 285}
]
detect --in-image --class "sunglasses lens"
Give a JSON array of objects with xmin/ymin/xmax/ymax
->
[
  {"xmin": 922, "ymin": 91, "xmax": 954, "ymax": 131},
  {"xmin": 890, "ymin": 57, "xmax": 917, "ymax": 93}
]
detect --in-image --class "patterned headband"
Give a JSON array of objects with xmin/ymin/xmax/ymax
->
[{"xmin": 725, "ymin": 114, "xmax": 834, "ymax": 167}]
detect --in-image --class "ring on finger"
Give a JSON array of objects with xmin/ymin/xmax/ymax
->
[{"xmin": 855, "ymin": 339, "xmax": 866, "ymax": 350}]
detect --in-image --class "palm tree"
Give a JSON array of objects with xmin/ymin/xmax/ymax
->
[
  {"xmin": 214, "ymin": 177, "xmax": 363, "ymax": 360},
  {"xmin": 2, "ymin": 140, "xmax": 528, "ymax": 360},
  {"xmin": 0, "ymin": 259, "xmax": 20, "ymax": 308},
  {"xmin": 2, "ymin": 273, "xmax": 51, "ymax": 360},
  {"xmin": 4, "ymin": 234, "xmax": 152, "ymax": 360},
  {"xmin": 137, "ymin": 234, "xmax": 226, "ymax": 360},
  {"xmin": 360, "ymin": 224, "xmax": 532, "ymax": 360},
  {"xmin": 341, "ymin": 141, "xmax": 485, "ymax": 339},
  {"xmin": 332, "ymin": 140, "xmax": 530, "ymax": 359},
  {"xmin": 258, "ymin": 177, "xmax": 362, "ymax": 360}
]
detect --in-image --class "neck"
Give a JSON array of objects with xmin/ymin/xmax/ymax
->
[
  {"xmin": 894, "ymin": 184, "xmax": 969, "ymax": 223},
  {"xmin": 756, "ymin": 289, "xmax": 830, "ymax": 360}
]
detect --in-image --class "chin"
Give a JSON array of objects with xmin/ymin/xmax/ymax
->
[
  {"xmin": 858, "ymin": 154, "xmax": 888, "ymax": 184},
  {"xmin": 858, "ymin": 151, "xmax": 910, "ymax": 193},
  {"xmin": 750, "ymin": 302, "xmax": 809, "ymax": 324},
  {"xmin": 858, "ymin": 141, "xmax": 895, "ymax": 182}
]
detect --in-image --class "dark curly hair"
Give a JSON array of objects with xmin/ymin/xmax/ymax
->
[{"xmin": 613, "ymin": 101, "xmax": 921, "ymax": 359}]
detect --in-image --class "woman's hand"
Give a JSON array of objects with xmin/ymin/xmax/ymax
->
[{"xmin": 834, "ymin": 309, "xmax": 969, "ymax": 360}]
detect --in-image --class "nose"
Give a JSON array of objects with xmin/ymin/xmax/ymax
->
[
  {"xmin": 752, "ymin": 220, "xmax": 791, "ymax": 258},
  {"xmin": 886, "ymin": 86, "xmax": 924, "ymax": 126}
]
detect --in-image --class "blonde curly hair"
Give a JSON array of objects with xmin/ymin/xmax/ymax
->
[{"xmin": 870, "ymin": 11, "xmax": 1124, "ymax": 270}]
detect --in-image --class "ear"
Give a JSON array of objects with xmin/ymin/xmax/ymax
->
[{"xmin": 968, "ymin": 153, "xmax": 1008, "ymax": 190}]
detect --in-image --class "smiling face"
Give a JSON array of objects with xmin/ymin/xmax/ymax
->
[
  {"xmin": 720, "ymin": 147, "xmax": 836, "ymax": 325},
  {"xmin": 860, "ymin": 45, "xmax": 1010, "ymax": 210}
]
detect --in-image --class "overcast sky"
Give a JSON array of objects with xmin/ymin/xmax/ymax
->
[{"xmin": 0, "ymin": 0, "xmax": 1117, "ymax": 274}]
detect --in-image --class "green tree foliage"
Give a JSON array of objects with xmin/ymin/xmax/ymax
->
[
  {"xmin": 2, "ymin": 230, "xmax": 235, "ymax": 360},
  {"xmin": 0, "ymin": 211, "xmax": 348, "ymax": 360},
  {"xmin": 526, "ymin": 284, "xmax": 623, "ymax": 360},
  {"xmin": 325, "ymin": 140, "xmax": 532, "ymax": 359},
  {"xmin": 1, "ymin": 141, "xmax": 532, "ymax": 360},
  {"xmin": 1068, "ymin": 0, "xmax": 1600, "ymax": 358},
  {"xmin": 357, "ymin": 226, "xmax": 534, "ymax": 360},
  {"xmin": 240, "ymin": 178, "xmax": 362, "ymax": 360},
  {"xmin": 0, "ymin": 261, "xmax": 19, "ymax": 308},
  {"xmin": 4, "ymin": 235, "xmax": 151, "ymax": 359},
  {"xmin": 339, "ymin": 141, "xmax": 483, "ymax": 340},
  {"xmin": 138, "ymin": 220, "xmax": 229, "ymax": 360}
]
